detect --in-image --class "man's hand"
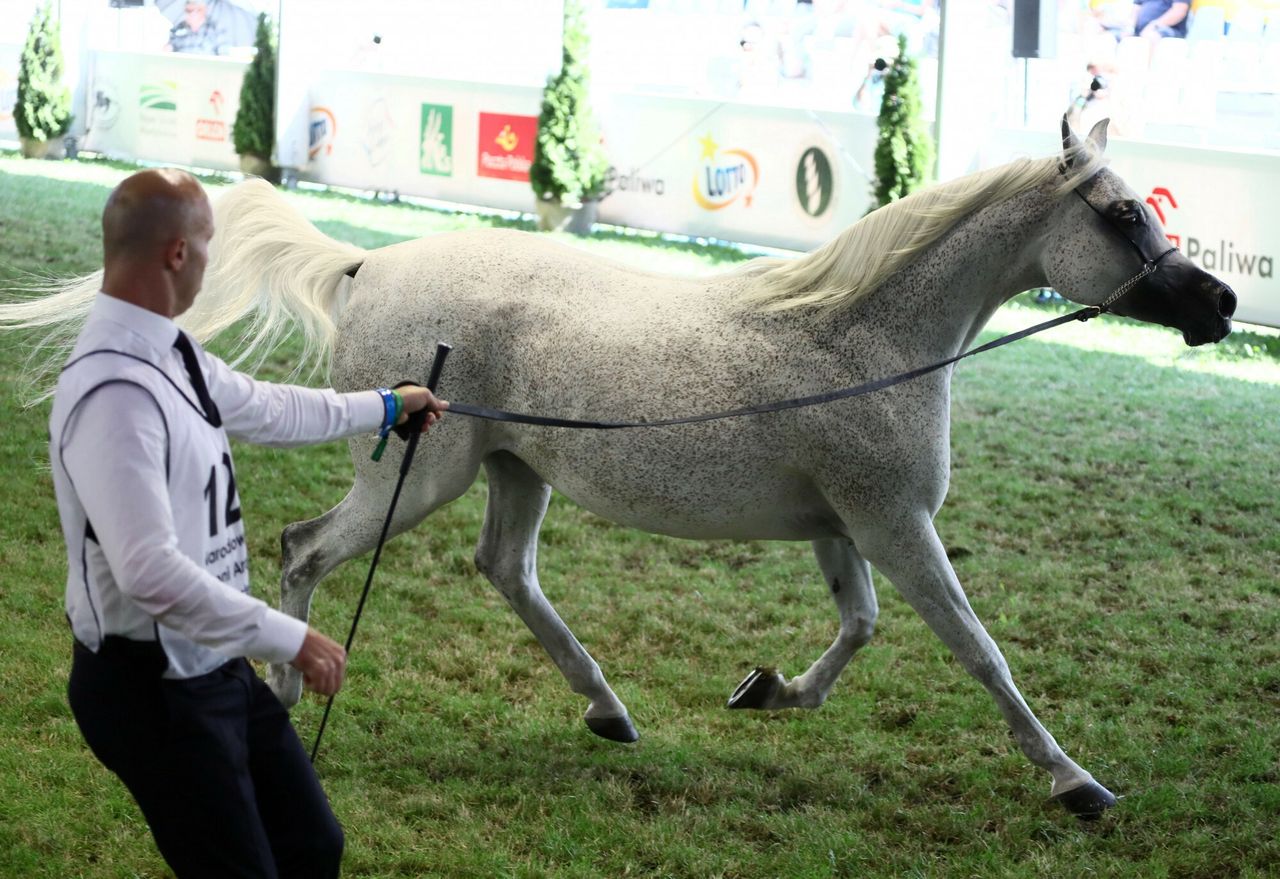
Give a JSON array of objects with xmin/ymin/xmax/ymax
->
[
  {"xmin": 290, "ymin": 627, "xmax": 347, "ymax": 696},
  {"xmin": 396, "ymin": 385, "xmax": 449, "ymax": 431}
]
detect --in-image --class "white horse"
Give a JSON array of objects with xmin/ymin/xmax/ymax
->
[{"xmin": 9, "ymin": 120, "xmax": 1235, "ymax": 817}]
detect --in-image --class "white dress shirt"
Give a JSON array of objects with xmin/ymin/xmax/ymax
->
[{"xmin": 50, "ymin": 294, "xmax": 385, "ymax": 678}]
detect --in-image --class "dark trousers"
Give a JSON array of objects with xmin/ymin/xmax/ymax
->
[{"xmin": 68, "ymin": 638, "xmax": 343, "ymax": 879}]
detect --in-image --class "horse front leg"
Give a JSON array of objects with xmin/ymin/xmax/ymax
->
[
  {"xmin": 859, "ymin": 515, "xmax": 1117, "ymax": 819},
  {"xmin": 475, "ymin": 452, "xmax": 637, "ymax": 743},
  {"xmin": 728, "ymin": 537, "xmax": 877, "ymax": 710},
  {"xmin": 270, "ymin": 437, "xmax": 482, "ymax": 707}
]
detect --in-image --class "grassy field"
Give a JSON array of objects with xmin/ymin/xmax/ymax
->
[{"xmin": 0, "ymin": 154, "xmax": 1277, "ymax": 879}]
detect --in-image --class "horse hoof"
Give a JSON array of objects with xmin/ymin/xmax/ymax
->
[
  {"xmin": 727, "ymin": 666, "xmax": 784, "ymax": 710},
  {"xmin": 586, "ymin": 713, "xmax": 639, "ymax": 743},
  {"xmin": 1052, "ymin": 780, "xmax": 1118, "ymax": 820}
]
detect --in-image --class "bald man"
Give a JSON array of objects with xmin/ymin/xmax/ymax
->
[{"xmin": 50, "ymin": 169, "xmax": 446, "ymax": 878}]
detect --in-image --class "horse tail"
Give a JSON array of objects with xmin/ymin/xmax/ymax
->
[
  {"xmin": 184, "ymin": 178, "xmax": 366, "ymax": 377},
  {"xmin": 0, "ymin": 179, "xmax": 365, "ymax": 402},
  {"xmin": 0, "ymin": 268, "xmax": 104, "ymax": 403}
]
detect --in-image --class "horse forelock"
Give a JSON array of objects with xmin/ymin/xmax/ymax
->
[{"xmin": 739, "ymin": 146, "xmax": 1110, "ymax": 314}]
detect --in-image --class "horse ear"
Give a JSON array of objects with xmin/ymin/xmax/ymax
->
[
  {"xmin": 1061, "ymin": 114, "xmax": 1083, "ymax": 161},
  {"xmin": 1086, "ymin": 118, "xmax": 1109, "ymax": 152}
]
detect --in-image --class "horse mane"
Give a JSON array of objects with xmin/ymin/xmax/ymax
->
[{"xmin": 738, "ymin": 146, "xmax": 1109, "ymax": 313}]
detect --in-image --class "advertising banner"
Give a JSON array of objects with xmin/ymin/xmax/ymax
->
[
  {"xmin": 301, "ymin": 71, "xmax": 880, "ymax": 252},
  {"xmin": 83, "ymin": 50, "xmax": 246, "ymax": 172},
  {"xmin": 984, "ymin": 128, "xmax": 1279, "ymax": 329},
  {"xmin": 592, "ymin": 94, "xmax": 879, "ymax": 253},
  {"xmin": 302, "ymin": 71, "xmax": 543, "ymax": 212}
]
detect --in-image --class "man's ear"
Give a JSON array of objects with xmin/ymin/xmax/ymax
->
[{"xmin": 163, "ymin": 236, "xmax": 187, "ymax": 272}]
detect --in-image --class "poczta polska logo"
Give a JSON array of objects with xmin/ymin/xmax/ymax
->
[{"xmin": 692, "ymin": 133, "xmax": 758, "ymax": 211}]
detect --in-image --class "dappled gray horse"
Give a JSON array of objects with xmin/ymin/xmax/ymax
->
[{"xmin": 37, "ymin": 120, "xmax": 1238, "ymax": 817}]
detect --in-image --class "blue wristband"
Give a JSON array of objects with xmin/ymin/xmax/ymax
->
[{"xmin": 376, "ymin": 387, "xmax": 396, "ymax": 435}]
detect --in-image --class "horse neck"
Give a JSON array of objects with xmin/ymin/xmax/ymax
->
[{"xmin": 833, "ymin": 184, "xmax": 1055, "ymax": 362}]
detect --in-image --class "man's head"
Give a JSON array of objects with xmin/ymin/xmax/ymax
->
[
  {"xmin": 101, "ymin": 168, "xmax": 214, "ymax": 317},
  {"xmin": 184, "ymin": 1, "xmax": 209, "ymax": 32}
]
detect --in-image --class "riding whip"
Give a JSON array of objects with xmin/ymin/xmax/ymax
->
[{"xmin": 310, "ymin": 342, "xmax": 452, "ymax": 764}]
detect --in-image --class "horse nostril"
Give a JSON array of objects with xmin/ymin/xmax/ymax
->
[{"xmin": 1218, "ymin": 287, "xmax": 1237, "ymax": 319}]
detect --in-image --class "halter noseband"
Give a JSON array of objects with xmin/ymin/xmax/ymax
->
[{"xmin": 1060, "ymin": 163, "xmax": 1178, "ymax": 319}]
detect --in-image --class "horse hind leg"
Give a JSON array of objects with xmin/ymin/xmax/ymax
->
[
  {"xmin": 267, "ymin": 443, "xmax": 480, "ymax": 706},
  {"xmin": 475, "ymin": 451, "xmax": 637, "ymax": 743},
  {"xmin": 728, "ymin": 537, "xmax": 878, "ymax": 711}
]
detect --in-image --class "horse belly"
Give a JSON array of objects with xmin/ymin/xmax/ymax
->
[{"xmin": 513, "ymin": 432, "xmax": 846, "ymax": 542}]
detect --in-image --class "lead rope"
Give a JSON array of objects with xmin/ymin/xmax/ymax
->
[
  {"xmin": 310, "ymin": 250, "xmax": 1162, "ymax": 760},
  {"xmin": 440, "ymin": 277, "xmax": 1155, "ymax": 433},
  {"xmin": 310, "ymin": 343, "xmax": 453, "ymax": 764}
]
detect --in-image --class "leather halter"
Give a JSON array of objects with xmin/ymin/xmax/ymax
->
[{"xmin": 1061, "ymin": 166, "xmax": 1179, "ymax": 317}]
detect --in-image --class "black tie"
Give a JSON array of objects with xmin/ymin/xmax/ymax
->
[{"xmin": 174, "ymin": 331, "xmax": 222, "ymax": 427}]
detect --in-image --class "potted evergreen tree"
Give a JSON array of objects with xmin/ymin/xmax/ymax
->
[
  {"xmin": 530, "ymin": 0, "xmax": 609, "ymax": 235},
  {"xmin": 872, "ymin": 34, "xmax": 934, "ymax": 208},
  {"xmin": 232, "ymin": 13, "xmax": 279, "ymax": 182},
  {"xmin": 13, "ymin": 0, "xmax": 72, "ymax": 160}
]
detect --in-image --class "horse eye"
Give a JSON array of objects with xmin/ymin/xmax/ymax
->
[{"xmin": 1113, "ymin": 201, "xmax": 1145, "ymax": 225}]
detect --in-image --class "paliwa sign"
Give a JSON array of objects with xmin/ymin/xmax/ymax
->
[{"xmin": 1148, "ymin": 188, "xmax": 1275, "ymax": 280}]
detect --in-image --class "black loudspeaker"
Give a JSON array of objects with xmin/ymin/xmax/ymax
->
[{"xmin": 1011, "ymin": 0, "xmax": 1057, "ymax": 59}]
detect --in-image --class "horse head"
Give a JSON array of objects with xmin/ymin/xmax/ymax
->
[{"xmin": 1043, "ymin": 117, "xmax": 1235, "ymax": 346}]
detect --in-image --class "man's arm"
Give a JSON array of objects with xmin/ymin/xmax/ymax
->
[{"xmin": 204, "ymin": 352, "xmax": 445, "ymax": 446}]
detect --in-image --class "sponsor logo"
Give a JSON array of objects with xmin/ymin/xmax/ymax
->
[
  {"xmin": 139, "ymin": 81, "xmax": 177, "ymax": 112},
  {"xmin": 795, "ymin": 146, "xmax": 834, "ymax": 219},
  {"xmin": 692, "ymin": 132, "xmax": 758, "ymax": 211},
  {"xmin": 89, "ymin": 79, "xmax": 120, "ymax": 131},
  {"xmin": 605, "ymin": 166, "xmax": 665, "ymax": 197},
  {"xmin": 362, "ymin": 97, "xmax": 394, "ymax": 168},
  {"xmin": 194, "ymin": 89, "xmax": 227, "ymax": 142},
  {"xmin": 477, "ymin": 112, "xmax": 537, "ymax": 181},
  {"xmin": 309, "ymin": 106, "xmax": 336, "ymax": 160},
  {"xmin": 419, "ymin": 103, "xmax": 453, "ymax": 176},
  {"xmin": 1184, "ymin": 238, "xmax": 1274, "ymax": 278},
  {"xmin": 1148, "ymin": 187, "xmax": 1274, "ymax": 279},
  {"xmin": 138, "ymin": 80, "xmax": 178, "ymax": 138},
  {"xmin": 1146, "ymin": 187, "xmax": 1179, "ymax": 247}
]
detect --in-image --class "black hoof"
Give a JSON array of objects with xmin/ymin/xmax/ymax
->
[
  {"xmin": 586, "ymin": 713, "xmax": 639, "ymax": 743},
  {"xmin": 727, "ymin": 666, "xmax": 783, "ymax": 710},
  {"xmin": 1052, "ymin": 780, "xmax": 1118, "ymax": 820}
]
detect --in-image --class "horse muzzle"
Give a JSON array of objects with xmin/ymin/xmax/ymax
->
[
  {"xmin": 1181, "ymin": 278, "xmax": 1235, "ymax": 347},
  {"xmin": 1118, "ymin": 259, "xmax": 1236, "ymax": 347}
]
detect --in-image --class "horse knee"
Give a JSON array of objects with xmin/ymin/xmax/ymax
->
[
  {"xmin": 843, "ymin": 612, "xmax": 877, "ymax": 650},
  {"xmin": 281, "ymin": 520, "xmax": 325, "ymax": 588}
]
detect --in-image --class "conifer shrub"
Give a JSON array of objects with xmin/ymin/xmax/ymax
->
[
  {"xmin": 14, "ymin": 0, "xmax": 72, "ymax": 148},
  {"xmin": 232, "ymin": 13, "xmax": 276, "ymax": 162},
  {"xmin": 873, "ymin": 34, "xmax": 934, "ymax": 207},
  {"xmin": 530, "ymin": 0, "xmax": 609, "ymax": 209}
]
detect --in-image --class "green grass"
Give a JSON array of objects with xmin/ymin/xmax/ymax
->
[{"xmin": 1, "ymin": 154, "xmax": 1277, "ymax": 879}]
